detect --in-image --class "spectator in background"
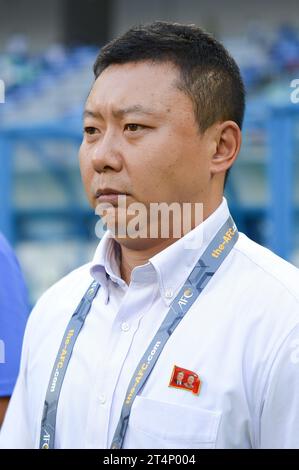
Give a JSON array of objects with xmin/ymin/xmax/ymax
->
[{"xmin": 0, "ymin": 232, "xmax": 29, "ymax": 426}]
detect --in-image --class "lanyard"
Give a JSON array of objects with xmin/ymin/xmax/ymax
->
[{"xmin": 40, "ymin": 215, "xmax": 238, "ymax": 449}]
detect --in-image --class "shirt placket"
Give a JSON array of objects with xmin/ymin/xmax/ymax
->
[{"xmin": 84, "ymin": 281, "xmax": 152, "ymax": 448}]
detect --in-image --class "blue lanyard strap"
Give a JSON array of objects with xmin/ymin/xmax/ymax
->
[
  {"xmin": 40, "ymin": 282, "xmax": 101, "ymax": 449},
  {"xmin": 40, "ymin": 216, "xmax": 238, "ymax": 449}
]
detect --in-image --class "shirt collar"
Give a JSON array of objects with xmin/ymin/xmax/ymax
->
[
  {"xmin": 149, "ymin": 197, "xmax": 231, "ymax": 305},
  {"xmin": 90, "ymin": 230, "xmax": 127, "ymax": 303},
  {"xmin": 90, "ymin": 197, "xmax": 231, "ymax": 306}
]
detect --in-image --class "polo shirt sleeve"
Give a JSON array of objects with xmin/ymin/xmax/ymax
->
[
  {"xmin": 260, "ymin": 323, "xmax": 299, "ymax": 448},
  {"xmin": 0, "ymin": 235, "xmax": 29, "ymax": 396}
]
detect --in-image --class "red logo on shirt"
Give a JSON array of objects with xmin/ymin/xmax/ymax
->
[{"xmin": 169, "ymin": 365, "xmax": 201, "ymax": 395}]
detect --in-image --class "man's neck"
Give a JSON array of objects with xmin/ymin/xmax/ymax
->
[
  {"xmin": 118, "ymin": 196, "xmax": 223, "ymax": 285},
  {"xmin": 119, "ymin": 238, "xmax": 176, "ymax": 286}
]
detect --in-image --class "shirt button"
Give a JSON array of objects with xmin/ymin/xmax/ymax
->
[
  {"xmin": 165, "ymin": 288, "xmax": 174, "ymax": 299},
  {"xmin": 121, "ymin": 322, "xmax": 130, "ymax": 332},
  {"xmin": 99, "ymin": 394, "xmax": 106, "ymax": 404}
]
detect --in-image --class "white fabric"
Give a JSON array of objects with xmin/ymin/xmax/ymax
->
[{"xmin": 1, "ymin": 198, "xmax": 299, "ymax": 449}]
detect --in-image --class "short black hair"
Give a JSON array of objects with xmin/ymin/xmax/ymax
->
[
  {"xmin": 93, "ymin": 21, "xmax": 246, "ymax": 186},
  {"xmin": 93, "ymin": 21, "xmax": 245, "ymax": 134}
]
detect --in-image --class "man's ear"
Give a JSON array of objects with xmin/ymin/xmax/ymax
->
[{"xmin": 210, "ymin": 121, "xmax": 242, "ymax": 175}]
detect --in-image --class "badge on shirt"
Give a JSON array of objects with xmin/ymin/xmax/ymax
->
[{"xmin": 169, "ymin": 365, "xmax": 201, "ymax": 395}]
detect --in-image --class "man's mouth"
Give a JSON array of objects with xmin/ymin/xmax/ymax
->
[{"xmin": 95, "ymin": 188, "xmax": 129, "ymax": 205}]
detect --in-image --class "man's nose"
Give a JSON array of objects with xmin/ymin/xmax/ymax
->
[{"xmin": 91, "ymin": 131, "xmax": 123, "ymax": 173}]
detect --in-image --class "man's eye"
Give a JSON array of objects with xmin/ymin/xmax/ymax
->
[
  {"xmin": 124, "ymin": 123, "xmax": 145, "ymax": 132},
  {"xmin": 84, "ymin": 126, "xmax": 98, "ymax": 135}
]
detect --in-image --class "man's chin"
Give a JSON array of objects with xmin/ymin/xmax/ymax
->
[
  {"xmin": 111, "ymin": 233, "xmax": 162, "ymax": 251},
  {"xmin": 111, "ymin": 232, "xmax": 179, "ymax": 254}
]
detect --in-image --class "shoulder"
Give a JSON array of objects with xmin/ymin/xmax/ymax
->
[
  {"xmin": 26, "ymin": 261, "xmax": 94, "ymax": 334},
  {"xmin": 224, "ymin": 232, "xmax": 299, "ymax": 355},
  {"xmin": 233, "ymin": 232, "xmax": 299, "ymax": 304},
  {"xmin": 37, "ymin": 261, "xmax": 94, "ymax": 301},
  {"xmin": 0, "ymin": 233, "xmax": 29, "ymax": 318},
  {"xmin": 227, "ymin": 234, "xmax": 299, "ymax": 422},
  {"xmin": 0, "ymin": 232, "xmax": 13, "ymax": 256},
  {"xmin": 0, "ymin": 233, "xmax": 20, "ymax": 273}
]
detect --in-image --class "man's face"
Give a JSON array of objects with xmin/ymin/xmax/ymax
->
[
  {"xmin": 79, "ymin": 61, "xmax": 213, "ymax": 245},
  {"xmin": 187, "ymin": 375, "xmax": 195, "ymax": 385},
  {"xmin": 177, "ymin": 372, "xmax": 184, "ymax": 382}
]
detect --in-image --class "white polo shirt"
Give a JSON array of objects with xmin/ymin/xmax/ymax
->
[{"xmin": 1, "ymin": 198, "xmax": 299, "ymax": 449}]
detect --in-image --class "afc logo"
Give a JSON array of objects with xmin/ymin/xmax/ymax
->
[{"xmin": 178, "ymin": 288, "xmax": 193, "ymax": 310}]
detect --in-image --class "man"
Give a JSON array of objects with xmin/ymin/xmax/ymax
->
[
  {"xmin": 175, "ymin": 371, "xmax": 185, "ymax": 386},
  {"xmin": 0, "ymin": 232, "xmax": 29, "ymax": 426},
  {"xmin": 184, "ymin": 375, "xmax": 195, "ymax": 390},
  {"xmin": 1, "ymin": 21, "xmax": 299, "ymax": 449}
]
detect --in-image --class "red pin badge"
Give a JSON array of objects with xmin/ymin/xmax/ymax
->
[{"xmin": 169, "ymin": 365, "xmax": 201, "ymax": 395}]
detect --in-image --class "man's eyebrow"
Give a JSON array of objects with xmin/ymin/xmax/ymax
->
[{"xmin": 83, "ymin": 105, "xmax": 160, "ymax": 120}]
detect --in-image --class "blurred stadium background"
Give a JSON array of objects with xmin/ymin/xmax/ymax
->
[{"xmin": 0, "ymin": 0, "xmax": 299, "ymax": 305}]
